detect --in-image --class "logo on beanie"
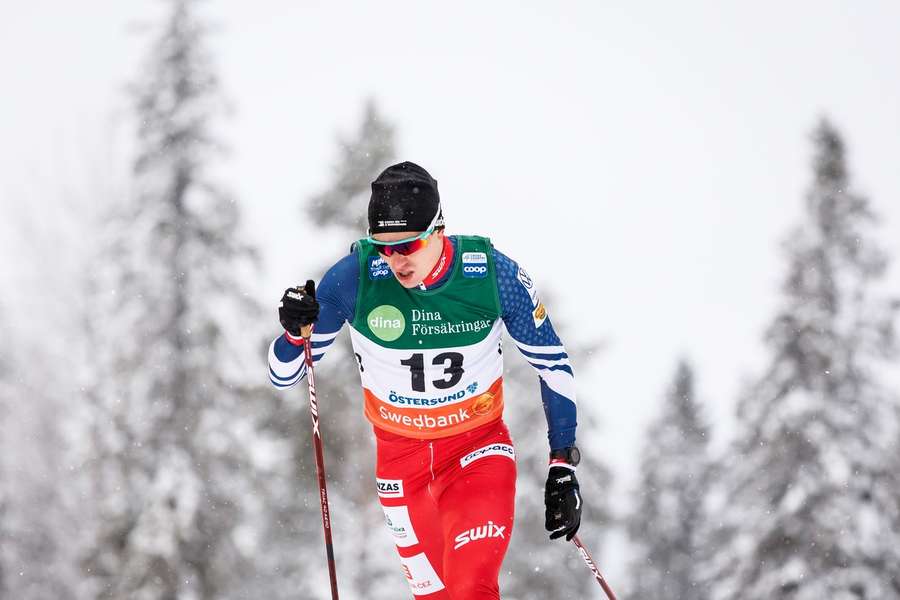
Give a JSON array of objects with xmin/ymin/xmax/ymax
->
[
  {"xmin": 377, "ymin": 219, "xmax": 408, "ymax": 228},
  {"xmin": 375, "ymin": 206, "xmax": 409, "ymax": 229},
  {"xmin": 368, "ymin": 305, "xmax": 405, "ymax": 341}
]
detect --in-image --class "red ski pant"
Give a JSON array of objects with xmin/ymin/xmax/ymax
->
[{"xmin": 375, "ymin": 419, "xmax": 517, "ymax": 599}]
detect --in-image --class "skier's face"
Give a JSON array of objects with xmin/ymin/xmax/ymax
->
[{"xmin": 372, "ymin": 229, "xmax": 444, "ymax": 288}]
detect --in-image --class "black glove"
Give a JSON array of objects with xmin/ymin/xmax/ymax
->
[
  {"xmin": 544, "ymin": 466, "xmax": 582, "ymax": 541},
  {"xmin": 278, "ymin": 280, "xmax": 318, "ymax": 337}
]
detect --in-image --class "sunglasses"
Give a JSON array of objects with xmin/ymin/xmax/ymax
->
[
  {"xmin": 367, "ymin": 206, "xmax": 441, "ymax": 257},
  {"xmin": 369, "ymin": 228, "xmax": 434, "ymax": 257}
]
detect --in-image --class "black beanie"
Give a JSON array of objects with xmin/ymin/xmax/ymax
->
[{"xmin": 368, "ymin": 161, "xmax": 443, "ymax": 234}]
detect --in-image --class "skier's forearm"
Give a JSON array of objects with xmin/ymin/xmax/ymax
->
[
  {"xmin": 540, "ymin": 378, "xmax": 577, "ymax": 450},
  {"xmin": 269, "ymin": 334, "xmax": 307, "ymax": 388}
]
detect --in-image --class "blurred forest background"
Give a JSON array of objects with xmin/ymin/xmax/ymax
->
[{"xmin": 1, "ymin": 1, "xmax": 899, "ymax": 599}]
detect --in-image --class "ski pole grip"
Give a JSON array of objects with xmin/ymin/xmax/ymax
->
[{"xmin": 299, "ymin": 279, "xmax": 316, "ymax": 340}]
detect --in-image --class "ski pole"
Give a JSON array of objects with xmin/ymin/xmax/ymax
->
[
  {"xmin": 301, "ymin": 313, "xmax": 340, "ymax": 600},
  {"xmin": 572, "ymin": 534, "xmax": 617, "ymax": 600}
]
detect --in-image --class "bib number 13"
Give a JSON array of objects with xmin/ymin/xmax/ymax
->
[{"xmin": 400, "ymin": 352, "xmax": 465, "ymax": 392}]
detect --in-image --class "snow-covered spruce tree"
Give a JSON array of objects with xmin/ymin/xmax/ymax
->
[
  {"xmin": 0, "ymin": 302, "xmax": 78, "ymax": 598},
  {"xmin": 499, "ymin": 322, "xmax": 612, "ymax": 600},
  {"xmin": 0, "ymin": 355, "xmax": 78, "ymax": 600},
  {"xmin": 76, "ymin": 2, "xmax": 276, "ymax": 598},
  {"xmin": 307, "ymin": 99, "xmax": 396, "ymax": 234},
  {"xmin": 625, "ymin": 359, "xmax": 711, "ymax": 600},
  {"xmin": 707, "ymin": 119, "xmax": 900, "ymax": 599},
  {"xmin": 297, "ymin": 99, "xmax": 406, "ymax": 599}
]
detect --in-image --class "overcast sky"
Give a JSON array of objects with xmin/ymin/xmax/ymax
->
[{"xmin": 3, "ymin": 0, "xmax": 899, "ymax": 588}]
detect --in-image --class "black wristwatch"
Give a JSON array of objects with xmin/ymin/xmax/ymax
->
[{"xmin": 549, "ymin": 446, "xmax": 581, "ymax": 467}]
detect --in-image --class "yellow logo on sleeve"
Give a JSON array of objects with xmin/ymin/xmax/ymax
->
[{"xmin": 532, "ymin": 302, "xmax": 547, "ymax": 328}]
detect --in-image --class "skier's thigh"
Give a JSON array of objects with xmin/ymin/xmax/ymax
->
[
  {"xmin": 440, "ymin": 457, "xmax": 516, "ymax": 599},
  {"xmin": 380, "ymin": 486, "xmax": 451, "ymax": 599}
]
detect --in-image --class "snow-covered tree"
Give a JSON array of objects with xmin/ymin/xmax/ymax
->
[
  {"xmin": 0, "ymin": 355, "xmax": 77, "ymax": 600},
  {"xmin": 625, "ymin": 359, "xmax": 711, "ymax": 600},
  {"xmin": 0, "ymin": 346, "xmax": 80, "ymax": 599},
  {"xmin": 707, "ymin": 119, "xmax": 900, "ymax": 599},
  {"xmin": 75, "ymin": 2, "xmax": 276, "ymax": 597},
  {"xmin": 300, "ymin": 99, "xmax": 405, "ymax": 599},
  {"xmin": 307, "ymin": 99, "xmax": 396, "ymax": 233},
  {"xmin": 0, "ymin": 206, "xmax": 87, "ymax": 598}
]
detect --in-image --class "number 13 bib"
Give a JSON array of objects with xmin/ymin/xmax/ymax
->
[{"xmin": 350, "ymin": 236, "xmax": 504, "ymax": 439}]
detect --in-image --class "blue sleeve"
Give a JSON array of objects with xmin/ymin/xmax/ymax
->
[
  {"xmin": 494, "ymin": 247, "xmax": 578, "ymax": 450},
  {"xmin": 268, "ymin": 251, "xmax": 359, "ymax": 389}
]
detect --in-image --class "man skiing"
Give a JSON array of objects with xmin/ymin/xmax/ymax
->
[{"xmin": 268, "ymin": 161, "xmax": 583, "ymax": 599}]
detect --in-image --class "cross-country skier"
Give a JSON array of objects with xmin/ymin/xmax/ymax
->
[{"xmin": 268, "ymin": 161, "xmax": 583, "ymax": 599}]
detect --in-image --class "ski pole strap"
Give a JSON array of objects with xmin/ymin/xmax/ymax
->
[{"xmin": 285, "ymin": 331, "xmax": 305, "ymax": 346}]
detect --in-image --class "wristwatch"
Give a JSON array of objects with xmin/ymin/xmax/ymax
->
[{"xmin": 549, "ymin": 446, "xmax": 581, "ymax": 467}]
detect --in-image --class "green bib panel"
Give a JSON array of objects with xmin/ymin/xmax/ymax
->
[{"xmin": 352, "ymin": 236, "xmax": 501, "ymax": 349}]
